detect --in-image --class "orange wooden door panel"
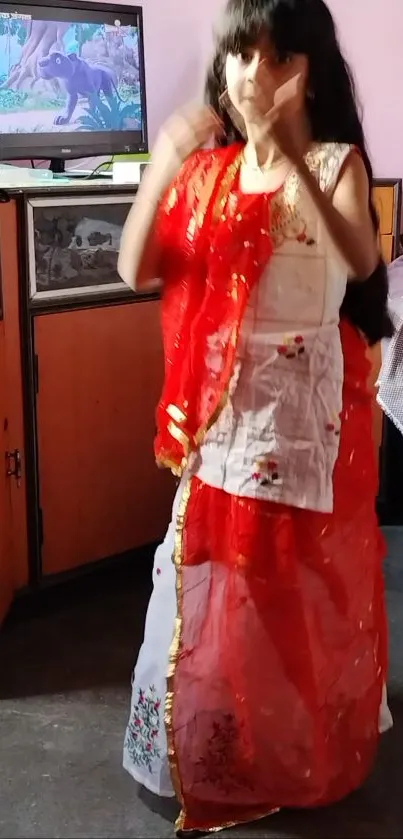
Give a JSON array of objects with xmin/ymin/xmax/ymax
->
[
  {"xmin": 368, "ymin": 185, "xmax": 399, "ymax": 463},
  {"xmin": 0, "ymin": 201, "xmax": 29, "ymax": 599},
  {"xmin": 373, "ymin": 186, "xmax": 394, "ymax": 235},
  {"xmin": 35, "ymin": 301, "xmax": 174, "ymax": 576}
]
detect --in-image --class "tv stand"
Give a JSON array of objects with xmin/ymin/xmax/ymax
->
[
  {"xmin": 48, "ymin": 158, "xmax": 86, "ymax": 180},
  {"xmin": 53, "ymin": 171, "xmax": 92, "ymax": 180},
  {"xmin": 49, "ymin": 157, "xmax": 67, "ymax": 175}
]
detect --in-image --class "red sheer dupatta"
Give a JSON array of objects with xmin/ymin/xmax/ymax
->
[
  {"xmin": 167, "ymin": 320, "xmax": 387, "ymax": 834},
  {"xmin": 153, "ymin": 144, "xmax": 273, "ymax": 474}
]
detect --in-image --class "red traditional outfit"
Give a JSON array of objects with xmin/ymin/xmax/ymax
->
[{"xmin": 123, "ymin": 143, "xmax": 389, "ymax": 835}]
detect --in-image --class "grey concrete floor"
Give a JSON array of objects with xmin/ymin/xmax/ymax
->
[{"xmin": 0, "ymin": 529, "xmax": 402, "ymax": 839}]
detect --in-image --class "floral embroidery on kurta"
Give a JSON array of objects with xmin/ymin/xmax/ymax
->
[{"xmin": 125, "ymin": 685, "xmax": 162, "ymax": 772}]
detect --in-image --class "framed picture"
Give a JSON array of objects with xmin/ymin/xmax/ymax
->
[{"xmin": 26, "ymin": 194, "xmax": 135, "ymax": 301}]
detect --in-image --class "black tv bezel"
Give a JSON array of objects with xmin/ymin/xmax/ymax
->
[{"xmin": 0, "ymin": 0, "xmax": 148, "ymax": 161}]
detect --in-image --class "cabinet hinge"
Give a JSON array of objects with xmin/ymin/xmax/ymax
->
[
  {"xmin": 38, "ymin": 507, "xmax": 43, "ymax": 547},
  {"xmin": 34, "ymin": 354, "xmax": 39, "ymax": 394}
]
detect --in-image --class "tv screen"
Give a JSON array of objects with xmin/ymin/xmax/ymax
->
[{"xmin": 0, "ymin": 0, "xmax": 148, "ymax": 164}]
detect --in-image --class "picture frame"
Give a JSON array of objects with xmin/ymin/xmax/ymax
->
[{"xmin": 26, "ymin": 193, "xmax": 134, "ymax": 302}]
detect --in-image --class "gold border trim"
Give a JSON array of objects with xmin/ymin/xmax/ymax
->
[
  {"xmin": 167, "ymin": 420, "xmax": 191, "ymax": 455},
  {"xmin": 164, "ymin": 475, "xmax": 280, "ymax": 835},
  {"xmin": 211, "ymin": 151, "xmax": 243, "ymax": 224},
  {"xmin": 156, "ymin": 449, "xmax": 187, "ymax": 477},
  {"xmin": 175, "ymin": 806, "xmax": 280, "ymax": 836},
  {"xmin": 166, "ymin": 403, "xmax": 188, "ymax": 424},
  {"xmin": 164, "ymin": 478, "xmax": 192, "ymax": 831}
]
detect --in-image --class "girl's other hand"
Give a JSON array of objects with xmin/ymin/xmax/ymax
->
[
  {"xmin": 149, "ymin": 106, "xmax": 224, "ymax": 191},
  {"xmin": 254, "ymin": 65, "xmax": 307, "ymax": 164}
]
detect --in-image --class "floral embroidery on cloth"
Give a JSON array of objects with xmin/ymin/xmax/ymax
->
[
  {"xmin": 124, "ymin": 685, "xmax": 162, "ymax": 772},
  {"xmin": 325, "ymin": 412, "xmax": 342, "ymax": 437},
  {"xmin": 277, "ymin": 334, "xmax": 306, "ymax": 359},
  {"xmin": 252, "ymin": 457, "xmax": 281, "ymax": 487},
  {"xmin": 270, "ymin": 192, "xmax": 316, "ymax": 250},
  {"xmin": 195, "ymin": 713, "xmax": 254, "ymax": 795}
]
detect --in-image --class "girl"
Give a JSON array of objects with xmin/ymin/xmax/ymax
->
[{"xmin": 119, "ymin": 0, "xmax": 393, "ymax": 834}]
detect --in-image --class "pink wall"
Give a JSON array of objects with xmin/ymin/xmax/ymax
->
[
  {"xmin": 134, "ymin": 0, "xmax": 402, "ymax": 178},
  {"xmin": 327, "ymin": 0, "xmax": 403, "ymax": 178},
  {"xmin": 115, "ymin": 0, "xmax": 206, "ymax": 142}
]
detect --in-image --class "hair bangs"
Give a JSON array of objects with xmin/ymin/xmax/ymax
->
[
  {"xmin": 214, "ymin": 0, "xmax": 307, "ymax": 60},
  {"xmin": 214, "ymin": 0, "xmax": 274, "ymax": 56}
]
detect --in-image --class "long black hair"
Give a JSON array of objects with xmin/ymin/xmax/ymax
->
[{"xmin": 205, "ymin": 0, "xmax": 393, "ymax": 344}]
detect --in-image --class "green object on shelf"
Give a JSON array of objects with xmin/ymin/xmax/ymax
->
[{"xmin": 114, "ymin": 153, "xmax": 151, "ymax": 163}]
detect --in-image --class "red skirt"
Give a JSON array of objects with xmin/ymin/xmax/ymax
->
[{"xmin": 166, "ymin": 321, "xmax": 387, "ymax": 834}]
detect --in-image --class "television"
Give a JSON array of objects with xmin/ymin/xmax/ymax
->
[{"xmin": 0, "ymin": 0, "xmax": 148, "ymax": 173}]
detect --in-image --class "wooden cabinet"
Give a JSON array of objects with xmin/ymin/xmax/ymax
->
[
  {"xmin": 369, "ymin": 180, "xmax": 402, "ymax": 464},
  {"xmin": 0, "ymin": 184, "xmax": 174, "ymax": 623},
  {"xmin": 35, "ymin": 302, "xmax": 172, "ymax": 577},
  {"xmin": 0, "ymin": 202, "xmax": 29, "ymax": 626},
  {"xmin": 0, "ymin": 322, "xmax": 13, "ymax": 623}
]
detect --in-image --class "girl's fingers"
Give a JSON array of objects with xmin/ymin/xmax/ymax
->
[
  {"xmin": 167, "ymin": 105, "xmax": 223, "ymax": 151},
  {"xmin": 273, "ymin": 74, "xmax": 302, "ymax": 107},
  {"xmin": 264, "ymin": 105, "xmax": 279, "ymax": 122}
]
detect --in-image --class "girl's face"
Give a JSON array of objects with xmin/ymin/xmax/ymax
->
[{"xmin": 225, "ymin": 36, "xmax": 308, "ymax": 127}]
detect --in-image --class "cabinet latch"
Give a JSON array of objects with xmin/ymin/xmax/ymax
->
[{"xmin": 5, "ymin": 449, "xmax": 22, "ymax": 487}]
